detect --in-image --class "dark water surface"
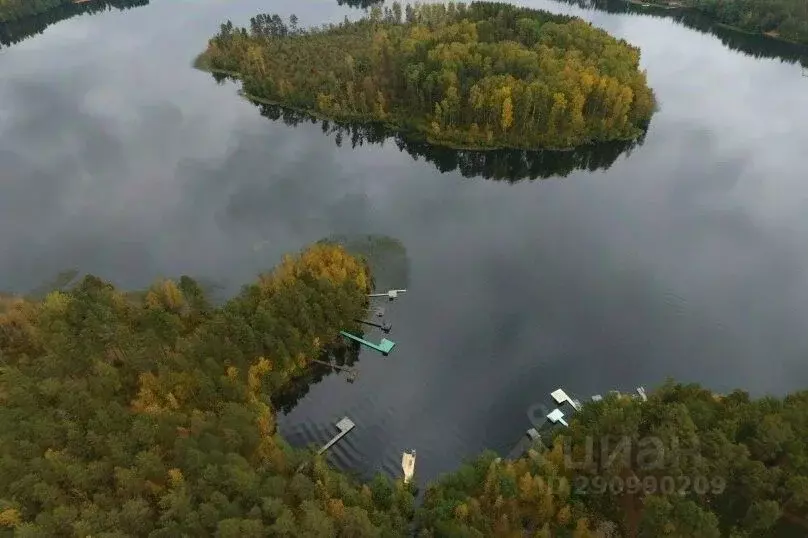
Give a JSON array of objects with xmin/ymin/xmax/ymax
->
[{"xmin": 2, "ymin": 0, "xmax": 808, "ymax": 484}]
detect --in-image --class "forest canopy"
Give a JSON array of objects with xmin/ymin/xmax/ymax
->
[
  {"xmin": 198, "ymin": 1, "xmax": 656, "ymax": 150},
  {"xmin": 687, "ymin": 0, "xmax": 808, "ymax": 45},
  {"xmin": 2, "ymin": 242, "xmax": 807, "ymax": 536},
  {"xmin": 417, "ymin": 382, "xmax": 808, "ymax": 537},
  {"xmin": 656, "ymin": 0, "xmax": 808, "ymax": 45},
  {"xmin": 0, "ymin": 243, "xmax": 417, "ymax": 536}
]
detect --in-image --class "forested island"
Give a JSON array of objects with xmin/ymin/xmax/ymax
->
[
  {"xmin": 197, "ymin": 2, "xmax": 656, "ymax": 151},
  {"xmin": 2, "ymin": 240, "xmax": 807, "ymax": 536}
]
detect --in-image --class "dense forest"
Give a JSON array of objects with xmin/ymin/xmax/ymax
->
[
  {"xmin": 417, "ymin": 382, "xmax": 808, "ymax": 537},
  {"xmin": 2, "ymin": 243, "xmax": 807, "ymax": 535},
  {"xmin": 679, "ymin": 0, "xmax": 808, "ymax": 45},
  {"xmin": 0, "ymin": 0, "xmax": 149, "ymax": 47},
  {"xmin": 198, "ymin": 2, "xmax": 656, "ymax": 150},
  {"xmin": 0, "ymin": 243, "xmax": 418, "ymax": 536}
]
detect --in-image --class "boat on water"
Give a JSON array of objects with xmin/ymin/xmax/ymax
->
[{"xmin": 402, "ymin": 450, "xmax": 416, "ymax": 484}]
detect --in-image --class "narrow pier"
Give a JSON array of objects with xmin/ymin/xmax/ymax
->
[
  {"xmin": 368, "ymin": 289, "xmax": 407, "ymax": 300},
  {"xmin": 310, "ymin": 359, "xmax": 358, "ymax": 382},
  {"xmin": 507, "ymin": 385, "xmax": 650, "ymax": 461},
  {"xmin": 354, "ymin": 318, "xmax": 392, "ymax": 333},
  {"xmin": 340, "ymin": 330, "xmax": 396, "ymax": 355},
  {"xmin": 317, "ymin": 417, "xmax": 356, "ymax": 455},
  {"xmin": 506, "ymin": 428, "xmax": 544, "ymax": 460}
]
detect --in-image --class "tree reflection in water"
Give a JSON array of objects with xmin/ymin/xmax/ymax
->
[
  {"xmin": 271, "ymin": 343, "xmax": 362, "ymax": 415},
  {"xmin": 561, "ymin": 0, "xmax": 808, "ymax": 66},
  {"xmin": 318, "ymin": 234, "xmax": 410, "ymax": 293},
  {"xmin": 0, "ymin": 0, "xmax": 149, "ymax": 48},
  {"xmin": 236, "ymin": 96, "xmax": 648, "ymax": 182},
  {"xmin": 336, "ymin": 0, "xmax": 383, "ymax": 8}
]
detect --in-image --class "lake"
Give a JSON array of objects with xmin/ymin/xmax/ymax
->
[{"xmin": 1, "ymin": 0, "xmax": 807, "ymax": 486}]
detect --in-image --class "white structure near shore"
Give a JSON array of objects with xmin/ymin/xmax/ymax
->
[{"xmin": 402, "ymin": 450, "xmax": 416, "ymax": 484}]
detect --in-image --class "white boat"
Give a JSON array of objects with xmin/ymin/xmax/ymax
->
[{"xmin": 402, "ymin": 450, "xmax": 416, "ymax": 484}]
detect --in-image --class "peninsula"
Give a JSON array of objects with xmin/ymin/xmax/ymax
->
[
  {"xmin": 196, "ymin": 1, "xmax": 656, "ymax": 151},
  {"xmin": 2, "ymin": 243, "xmax": 807, "ymax": 535},
  {"xmin": 665, "ymin": 0, "xmax": 808, "ymax": 45},
  {"xmin": 579, "ymin": 0, "xmax": 808, "ymax": 46}
]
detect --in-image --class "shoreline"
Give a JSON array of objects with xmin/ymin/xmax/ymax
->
[
  {"xmin": 193, "ymin": 56, "xmax": 646, "ymax": 154},
  {"xmin": 625, "ymin": 1, "xmax": 808, "ymax": 47},
  {"xmin": 239, "ymin": 89, "xmax": 644, "ymax": 153}
]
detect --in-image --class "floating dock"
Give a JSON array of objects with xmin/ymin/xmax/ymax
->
[
  {"xmin": 551, "ymin": 388, "xmax": 582, "ymax": 411},
  {"xmin": 507, "ymin": 385, "xmax": 650, "ymax": 461},
  {"xmin": 547, "ymin": 408, "xmax": 568, "ymax": 427},
  {"xmin": 340, "ymin": 330, "xmax": 396, "ymax": 355},
  {"xmin": 317, "ymin": 417, "xmax": 356, "ymax": 455}
]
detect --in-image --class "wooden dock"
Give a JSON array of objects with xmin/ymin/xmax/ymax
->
[
  {"xmin": 310, "ymin": 359, "xmax": 358, "ymax": 382},
  {"xmin": 340, "ymin": 330, "xmax": 396, "ymax": 355},
  {"xmin": 317, "ymin": 417, "xmax": 356, "ymax": 455},
  {"xmin": 506, "ymin": 428, "xmax": 545, "ymax": 460},
  {"xmin": 368, "ymin": 289, "xmax": 406, "ymax": 300},
  {"xmin": 354, "ymin": 318, "xmax": 392, "ymax": 333}
]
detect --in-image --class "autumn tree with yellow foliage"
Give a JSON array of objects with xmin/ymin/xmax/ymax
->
[
  {"xmin": 4, "ymin": 244, "xmax": 807, "ymax": 536},
  {"xmin": 0, "ymin": 244, "xmax": 414, "ymax": 536},
  {"xmin": 198, "ymin": 1, "xmax": 655, "ymax": 150},
  {"xmin": 416, "ymin": 446, "xmax": 612, "ymax": 537},
  {"xmin": 416, "ymin": 383, "xmax": 808, "ymax": 538}
]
